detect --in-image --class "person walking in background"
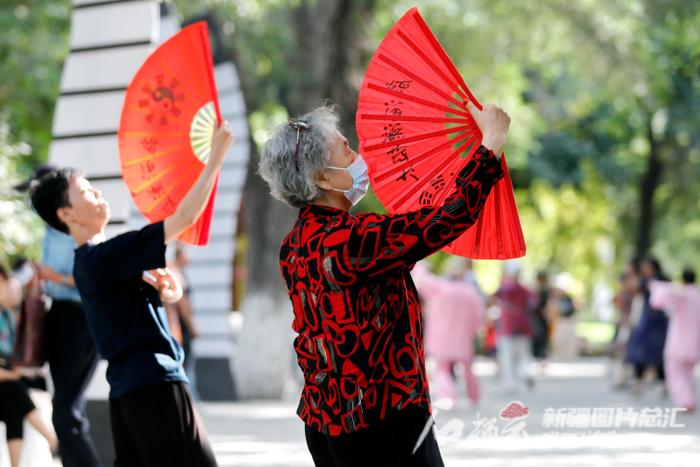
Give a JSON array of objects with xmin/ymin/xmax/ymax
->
[
  {"xmin": 493, "ymin": 261, "xmax": 535, "ymax": 394},
  {"xmin": 531, "ymin": 271, "xmax": 551, "ymax": 367},
  {"xmin": 547, "ymin": 272, "xmax": 579, "ymax": 361},
  {"xmin": 15, "ymin": 164, "xmax": 103, "ymax": 467},
  {"xmin": 626, "ymin": 257, "xmax": 669, "ymax": 397},
  {"xmin": 166, "ymin": 244, "xmax": 200, "ymax": 397},
  {"xmin": 649, "ymin": 268, "xmax": 700, "ymax": 411},
  {"xmin": 413, "ymin": 257, "xmax": 485, "ymax": 409},
  {"xmin": 610, "ymin": 262, "xmax": 641, "ymax": 389},
  {"xmin": 0, "ymin": 265, "xmax": 58, "ymax": 466}
]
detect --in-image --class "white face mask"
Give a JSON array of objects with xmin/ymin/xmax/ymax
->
[{"xmin": 325, "ymin": 155, "xmax": 370, "ymax": 206}]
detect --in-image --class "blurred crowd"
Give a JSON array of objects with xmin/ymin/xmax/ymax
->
[
  {"xmin": 610, "ymin": 258, "xmax": 700, "ymax": 411},
  {"xmin": 412, "ymin": 258, "xmax": 582, "ymax": 407},
  {"xmin": 412, "ymin": 256, "xmax": 700, "ymax": 414}
]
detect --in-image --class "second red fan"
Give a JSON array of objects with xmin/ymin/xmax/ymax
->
[{"xmin": 356, "ymin": 8, "xmax": 525, "ymax": 259}]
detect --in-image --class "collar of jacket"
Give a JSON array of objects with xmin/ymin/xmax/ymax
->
[{"xmin": 299, "ymin": 204, "xmax": 349, "ymax": 218}]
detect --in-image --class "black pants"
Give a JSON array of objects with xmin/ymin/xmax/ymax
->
[
  {"xmin": 110, "ymin": 381, "xmax": 217, "ymax": 467},
  {"xmin": 634, "ymin": 362, "xmax": 666, "ymax": 381},
  {"xmin": 46, "ymin": 299, "xmax": 102, "ymax": 467},
  {"xmin": 305, "ymin": 405, "xmax": 445, "ymax": 467},
  {"xmin": 0, "ymin": 380, "xmax": 35, "ymax": 440}
]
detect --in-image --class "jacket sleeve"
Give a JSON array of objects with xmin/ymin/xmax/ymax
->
[{"xmin": 344, "ymin": 145, "xmax": 504, "ymax": 276}]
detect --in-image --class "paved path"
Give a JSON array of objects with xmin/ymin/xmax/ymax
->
[
  {"xmin": 7, "ymin": 357, "xmax": 700, "ymax": 466},
  {"xmin": 202, "ymin": 357, "xmax": 700, "ymax": 467}
]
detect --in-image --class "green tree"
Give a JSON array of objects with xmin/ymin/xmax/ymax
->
[{"xmin": 0, "ymin": 0, "xmax": 70, "ymax": 266}]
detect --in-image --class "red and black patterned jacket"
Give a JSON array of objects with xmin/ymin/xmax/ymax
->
[{"xmin": 279, "ymin": 145, "xmax": 504, "ymax": 435}]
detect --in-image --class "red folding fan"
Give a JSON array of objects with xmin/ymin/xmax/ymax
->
[
  {"xmin": 118, "ymin": 22, "xmax": 221, "ymax": 246},
  {"xmin": 356, "ymin": 7, "xmax": 525, "ymax": 259}
]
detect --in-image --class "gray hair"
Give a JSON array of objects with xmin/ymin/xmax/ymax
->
[{"xmin": 258, "ymin": 105, "xmax": 339, "ymax": 208}]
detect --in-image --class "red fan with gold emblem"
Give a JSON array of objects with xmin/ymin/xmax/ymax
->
[
  {"xmin": 118, "ymin": 22, "xmax": 221, "ymax": 245},
  {"xmin": 356, "ymin": 8, "xmax": 525, "ymax": 259}
]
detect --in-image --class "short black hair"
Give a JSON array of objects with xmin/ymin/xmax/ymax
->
[
  {"xmin": 682, "ymin": 268, "xmax": 696, "ymax": 284},
  {"xmin": 29, "ymin": 168, "xmax": 83, "ymax": 234}
]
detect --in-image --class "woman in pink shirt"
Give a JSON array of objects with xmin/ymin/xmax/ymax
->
[
  {"xmin": 650, "ymin": 269, "xmax": 700, "ymax": 411},
  {"xmin": 413, "ymin": 259, "xmax": 485, "ymax": 408}
]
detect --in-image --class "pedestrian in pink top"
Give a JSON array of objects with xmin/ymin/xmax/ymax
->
[
  {"xmin": 413, "ymin": 258, "xmax": 485, "ymax": 408},
  {"xmin": 650, "ymin": 268, "xmax": 700, "ymax": 411}
]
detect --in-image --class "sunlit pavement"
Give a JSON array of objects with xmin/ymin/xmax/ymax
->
[
  {"xmin": 9, "ymin": 357, "xmax": 700, "ymax": 466},
  {"xmin": 202, "ymin": 357, "xmax": 700, "ymax": 467}
]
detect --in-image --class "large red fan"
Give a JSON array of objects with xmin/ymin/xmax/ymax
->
[
  {"xmin": 119, "ymin": 22, "xmax": 221, "ymax": 246},
  {"xmin": 356, "ymin": 8, "xmax": 525, "ymax": 259}
]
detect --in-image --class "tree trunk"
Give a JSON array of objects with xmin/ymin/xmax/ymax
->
[
  {"xmin": 288, "ymin": 0, "xmax": 375, "ymax": 140},
  {"xmin": 635, "ymin": 118, "xmax": 663, "ymax": 259},
  {"xmin": 232, "ymin": 0, "xmax": 376, "ymax": 399},
  {"xmin": 233, "ymin": 135, "xmax": 298, "ymax": 399}
]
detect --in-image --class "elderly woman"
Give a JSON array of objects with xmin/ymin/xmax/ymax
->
[{"xmin": 258, "ymin": 102, "xmax": 509, "ymax": 467}]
